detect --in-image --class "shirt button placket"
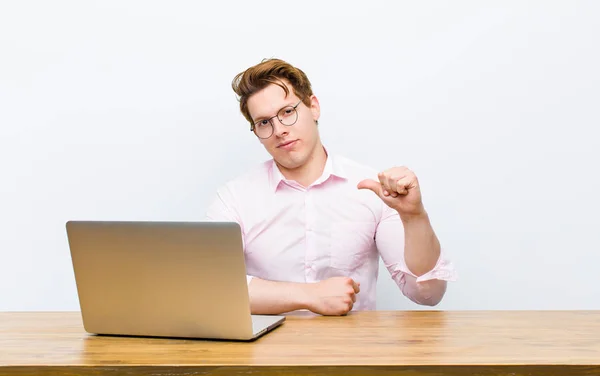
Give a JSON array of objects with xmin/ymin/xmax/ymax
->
[{"xmin": 304, "ymin": 188, "xmax": 314, "ymax": 282}]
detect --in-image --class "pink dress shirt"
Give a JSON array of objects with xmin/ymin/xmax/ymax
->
[{"xmin": 205, "ymin": 152, "xmax": 457, "ymax": 310}]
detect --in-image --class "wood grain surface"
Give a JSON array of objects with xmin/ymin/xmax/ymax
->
[{"xmin": 1, "ymin": 310, "xmax": 599, "ymax": 375}]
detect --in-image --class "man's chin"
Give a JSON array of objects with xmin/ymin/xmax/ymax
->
[{"xmin": 274, "ymin": 155, "xmax": 305, "ymax": 171}]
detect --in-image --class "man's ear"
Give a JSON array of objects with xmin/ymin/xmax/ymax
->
[{"xmin": 310, "ymin": 95, "xmax": 320, "ymax": 124}]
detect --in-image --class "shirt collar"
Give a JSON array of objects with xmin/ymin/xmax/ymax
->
[{"xmin": 268, "ymin": 146, "xmax": 347, "ymax": 192}]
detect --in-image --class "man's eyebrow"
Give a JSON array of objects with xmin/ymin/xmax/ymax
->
[
  {"xmin": 253, "ymin": 102, "xmax": 296, "ymax": 121},
  {"xmin": 253, "ymin": 113, "xmax": 269, "ymax": 122}
]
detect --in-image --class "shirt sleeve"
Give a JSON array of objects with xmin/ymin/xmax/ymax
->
[
  {"xmin": 205, "ymin": 185, "xmax": 253, "ymax": 285},
  {"xmin": 375, "ymin": 205, "xmax": 457, "ymax": 306}
]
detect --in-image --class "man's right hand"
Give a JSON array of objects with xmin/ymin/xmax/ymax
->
[{"xmin": 305, "ymin": 277, "xmax": 360, "ymax": 316}]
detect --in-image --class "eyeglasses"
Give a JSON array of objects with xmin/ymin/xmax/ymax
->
[{"xmin": 250, "ymin": 100, "xmax": 302, "ymax": 139}]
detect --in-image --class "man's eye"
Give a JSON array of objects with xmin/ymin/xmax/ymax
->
[{"xmin": 259, "ymin": 120, "xmax": 269, "ymax": 126}]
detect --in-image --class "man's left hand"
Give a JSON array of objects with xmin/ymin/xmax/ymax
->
[{"xmin": 357, "ymin": 167, "xmax": 426, "ymax": 219}]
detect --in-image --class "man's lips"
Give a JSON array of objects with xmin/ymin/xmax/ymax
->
[{"xmin": 277, "ymin": 140, "xmax": 298, "ymax": 149}]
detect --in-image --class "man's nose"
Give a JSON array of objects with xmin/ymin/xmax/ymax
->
[{"xmin": 272, "ymin": 118, "xmax": 289, "ymax": 137}]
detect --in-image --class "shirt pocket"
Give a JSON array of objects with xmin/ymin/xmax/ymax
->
[{"xmin": 329, "ymin": 221, "xmax": 377, "ymax": 271}]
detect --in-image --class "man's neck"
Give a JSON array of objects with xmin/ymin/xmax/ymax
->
[{"xmin": 277, "ymin": 144, "xmax": 327, "ymax": 188}]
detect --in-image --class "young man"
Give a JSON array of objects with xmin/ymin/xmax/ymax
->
[{"xmin": 206, "ymin": 58, "xmax": 456, "ymax": 316}]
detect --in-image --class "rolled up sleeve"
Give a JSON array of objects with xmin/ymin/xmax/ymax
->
[{"xmin": 375, "ymin": 205, "xmax": 457, "ymax": 306}]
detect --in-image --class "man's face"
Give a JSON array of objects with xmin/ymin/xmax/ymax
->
[{"xmin": 247, "ymin": 81, "xmax": 321, "ymax": 171}]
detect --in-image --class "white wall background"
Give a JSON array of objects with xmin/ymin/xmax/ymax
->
[{"xmin": 1, "ymin": 1, "xmax": 599, "ymax": 311}]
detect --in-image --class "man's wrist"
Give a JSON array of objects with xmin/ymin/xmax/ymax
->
[
  {"xmin": 297, "ymin": 282, "xmax": 316, "ymax": 311},
  {"xmin": 398, "ymin": 209, "xmax": 429, "ymax": 224}
]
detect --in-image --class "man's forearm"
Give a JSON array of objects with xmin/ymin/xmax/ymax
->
[
  {"xmin": 401, "ymin": 211, "xmax": 441, "ymax": 276},
  {"xmin": 248, "ymin": 277, "xmax": 312, "ymax": 315}
]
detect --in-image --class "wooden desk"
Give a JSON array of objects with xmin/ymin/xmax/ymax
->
[{"xmin": 1, "ymin": 311, "xmax": 599, "ymax": 375}]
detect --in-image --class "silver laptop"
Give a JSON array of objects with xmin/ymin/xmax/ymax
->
[{"xmin": 65, "ymin": 220, "xmax": 285, "ymax": 341}]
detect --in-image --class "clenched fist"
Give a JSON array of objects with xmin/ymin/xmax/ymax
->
[{"xmin": 305, "ymin": 277, "xmax": 360, "ymax": 316}]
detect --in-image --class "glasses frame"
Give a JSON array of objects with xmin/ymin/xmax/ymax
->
[{"xmin": 250, "ymin": 100, "xmax": 302, "ymax": 139}]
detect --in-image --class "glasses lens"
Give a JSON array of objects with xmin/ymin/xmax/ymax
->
[
  {"xmin": 254, "ymin": 120, "xmax": 273, "ymax": 139},
  {"xmin": 278, "ymin": 106, "xmax": 298, "ymax": 126}
]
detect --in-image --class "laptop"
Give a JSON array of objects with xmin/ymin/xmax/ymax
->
[{"xmin": 65, "ymin": 220, "xmax": 285, "ymax": 341}]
